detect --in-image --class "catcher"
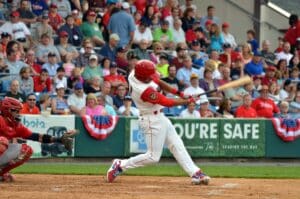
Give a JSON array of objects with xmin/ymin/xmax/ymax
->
[{"xmin": 0, "ymin": 97, "xmax": 77, "ymax": 182}]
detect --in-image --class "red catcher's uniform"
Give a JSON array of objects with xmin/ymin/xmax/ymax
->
[
  {"xmin": 235, "ymin": 105, "xmax": 257, "ymax": 118},
  {"xmin": 116, "ymin": 71, "xmax": 200, "ymax": 177},
  {"xmin": 0, "ymin": 116, "xmax": 32, "ymax": 140},
  {"xmin": 251, "ymin": 97, "xmax": 279, "ymax": 118}
]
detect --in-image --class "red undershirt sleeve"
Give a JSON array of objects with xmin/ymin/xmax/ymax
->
[{"xmin": 141, "ymin": 87, "xmax": 176, "ymax": 107}]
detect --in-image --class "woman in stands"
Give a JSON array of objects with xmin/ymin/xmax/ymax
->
[
  {"xmin": 18, "ymin": 66, "xmax": 34, "ymax": 96},
  {"xmin": 80, "ymin": 93, "xmax": 107, "ymax": 116},
  {"xmin": 241, "ymin": 42, "xmax": 253, "ymax": 64},
  {"xmin": 217, "ymin": 98, "xmax": 234, "ymax": 118},
  {"xmin": 51, "ymin": 83, "xmax": 69, "ymax": 115}
]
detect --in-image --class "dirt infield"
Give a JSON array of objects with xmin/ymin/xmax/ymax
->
[{"xmin": 1, "ymin": 174, "xmax": 300, "ymax": 199}]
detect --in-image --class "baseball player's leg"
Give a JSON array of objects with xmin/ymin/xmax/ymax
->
[
  {"xmin": 0, "ymin": 143, "xmax": 33, "ymax": 181},
  {"xmin": 0, "ymin": 136, "xmax": 9, "ymax": 157},
  {"xmin": 164, "ymin": 118, "xmax": 210, "ymax": 185}
]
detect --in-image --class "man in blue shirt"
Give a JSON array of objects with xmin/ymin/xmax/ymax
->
[
  {"xmin": 244, "ymin": 51, "xmax": 265, "ymax": 76},
  {"xmin": 99, "ymin": 33, "xmax": 120, "ymax": 62}
]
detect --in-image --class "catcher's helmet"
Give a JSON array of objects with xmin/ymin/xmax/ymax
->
[
  {"xmin": 0, "ymin": 97, "xmax": 23, "ymax": 125},
  {"xmin": 134, "ymin": 60, "xmax": 159, "ymax": 82}
]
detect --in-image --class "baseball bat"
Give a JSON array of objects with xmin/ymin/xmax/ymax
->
[{"xmin": 198, "ymin": 76, "xmax": 252, "ymax": 97}]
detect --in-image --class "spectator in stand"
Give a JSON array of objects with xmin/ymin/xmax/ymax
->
[
  {"xmin": 219, "ymin": 43, "xmax": 241, "ymax": 67},
  {"xmin": 171, "ymin": 18, "xmax": 186, "ymax": 45},
  {"xmin": 179, "ymin": 101, "xmax": 200, "ymax": 118},
  {"xmin": 53, "ymin": 66, "xmax": 67, "ymax": 92},
  {"xmin": 221, "ymin": 22, "xmax": 237, "ymax": 49},
  {"xmin": 235, "ymin": 93, "xmax": 257, "ymax": 118},
  {"xmin": 181, "ymin": 7, "xmax": 195, "ymax": 32},
  {"xmin": 217, "ymin": 98, "xmax": 234, "ymax": 118},
  {"xmin": 149, "ymin": 42, "xmax": 164, "ymax": 64},
  {"xmin": 241, "ymin": 42, "xmax": 253, "ymax": 64},
  {"xmin": 261, "ymin": 40, "xmax": 276, "ymax": 63},
  {"xmin": 289, "ymin": 54, "xmax": 300, "ymax": 69},
  {"xmin": 200, "ymin": 5, "xmax": 220, "ymax": 29},
  {"xmin": 18, "ymin": 66, "xmax": 34, "ymax": 96},
  {"xmin": 17, "ymin": 0, "xmax": 37, "ymax": 27},
  {"xmin": 218, "ymin": 66, "xmax": 231, "ymax": 85},
  {"xmin": 183, "ymin": 73, "xmax": 207, "ymax": 104},
  {"xmin": 42, "ymin": 52, "xmax": 60, "ymax": 77},
  {"xmin": 246, "ymin": 29, "xmax": 258, "ymax": 54},
  {"xmin": 48, "ymin": 3, "xmax": 65, "ymax": 32},
  {"xmin": 67, "ymin": 67, "xmax": 83, "ymax": 89},
  {"xmin": 67, "ymin": 82, "xmax": 86, "ymax": 115},
  {"xmin": 51, "ymin": 0, "xmax": 71, "ymax": 18},
  {"xmin": 56, "ymin": 31, "xmax": 79, "ymax": 61},
  {"xmin": 141, "ymin": 5, "xmax": 155, "ymax": 27},
  {"xmin": 99, "ymin": 81, "xmax": 114, "ymax": 107},
  {"xmin": 96, "ymin": 92, "xmax": 116, "ymax": 116},
  {"xmin": 71, "ymin": 9, "xmax": 82, "ymax": 26},
  {"xmin": 36, "ymin": 33, "xmax": 61, "ymax": 64},
  {"xmin": 20, "ymin": 93, "xmax": 40, "ymax": 114},
  {"xmin": 133, "ymin": 39, "xmax": 151, "ymax": 60},
  {"xmin": 25, "ymin": 50, "xmax": 42, "ymax": 76},
  {"xmin": 80, "ymin": 10, "xmax": 105, "ymax": 46},
  {"xmin": 82, "ymin": 54, "xmax": 103, "ymax": 85},
  {"xmin": 117, "ymin": 95, "xmax": 139, "ymax": 116},
  {"xmin": 180, "ymin": 0, "xmax": 197, "ymax": 14},
  {"xmin": 276, "ymin": 101, "xmax": 291, "ymax": 118},
  {"xmin": 162, "ymin": 65, "xmax": 183, "ymax": 97},
  {"xmin": 38, "ymin": 93, "xmax": 51, "ymax": 112},
  {"xmin": 113, "ymin": 84, "xmax": 127, "ymax": 110},
  {"xmin": 290, "ymin": 67, "xmax": 300, "ymax": 81},
  {"xmin": 176, "ymin": 55, "xmax": 200, "ymax": 88},
  {"xmin": 58, "ymin": 14, "xmax": 83, "ymax": 47},
  {"xmin": 104, "ymin": 63, "xmax": 128, "ymax": 92},
  {"xmin": 99, "ymin": 33, "xmax": 120, "ymax": 62},
  {"xmin": 199, "ymin": 67, "xmax": 220, "ymax": 98},
  {"xmin": 36, "ymin": 13, "xmax": 54, "ymax": 44},
  {"xmin": 115, "ymin": 47, "xmax": 129, "ymax": 74},
  {"xmin": 289, "ymin": 91, "xmax": 300, "ymax": 119},
  {"xmin": 108, "ymin": 5, "xmax": 136, "ymax": 48},
  {"xmin": 276, "ymin": 59, "xmax": 289, "ymax": 80},
  {"xmin": 101, "ymin": 58, "xmax": 111, "ymax": 77},
  {"xmin": 275, "ymin": 42, "xmax": 293, "ymax": 65},
  {"xmin": 61, "ymin": 53, "xmax": 75, "ymax": 77},
  {"xmin": 171, "ymin": 44, "xmax": 188, "ymax": 70},
  {"xmin": 198, "ymin": 98, "xmax": 214, "ymax": 118},
  {"xmin": 160, "ymin": 0, "xmax": 177, "ymax": 20},
  {"xmin": 153, "ymin": 20, "xmax": 174, "ymax": 49},
  {"xmin": 0, "ymin": 11, "xmax": 34, "ymax": 49},
  {"xmin": 0, "ymin": 32, "xmax": 12, "ymax": 58},
  {"xmin": 284, "ymin": 14, "xmax": 300, "ymax": 50},
  {"xmin": 279, "ymin": 79, "xmax": 296, "ymax": 102},
  {"xmin": 261, "ymin": 65, "xmax": 277, "ymax": 85},
  {"xmin": 7, "ymin": 40, "xmax": 26, "ymax": 61},
  {"xmin": 80, "ymin": 93, "xmax": 107, "ymax": 116},
  {"xmin": 268, "ymin": 81, "xmax": 280, "ymax": 104},
  {"xmin": 6, "ymin": 79, "xmax": 26, "ymax": 102},
  {"xmin": 165, "ymin": 7, "xmax": 180, "ymax": 30},
  {"xmin": 133, "ymin": 10, "xmax": 142, "ymax": 25},
  {"xmin": 51, "ymin": 83, "xmax": 69, "ymax": 115},
  {"xmin": 33, "ymin": 68, "xmax": 52, "ymax": 93},
  {"xmin": 133, "ymin": 21, "xmax": 153, "ymax": 47},
  {"xmin": 76, "ymin": 39, "xmax": 101, "ymax": 69},
  {"xmin": 251, "ymin": 85, "xmax": 279, "ymax": 118},
  {"xmin": 5, "ymin": 48, "xmax": 27, "ymax": 78},
  {"xmin": 84, "ymin": 76, "xmax": 101, "ymax": 94},
  {"xmin": 208, "ymin": 23, "xmax": 224, "ymax": 53},
  {"xmin": 199, "ymin": 54, "xmax": 221, "ymax": 79},
  {"xmin": 156, "ymin": 53, "xmax": 169, "ymax": 78},
  {"xmin": 102, "ymin": 2, "xmax": 118, "ymax": 28},
  {"xmin": 30, "ymin": 0, "xmax": 48, "ymax": 17},
  {"xmin": 244, "ymin": 51, "xmax": 265, "ymax": 77}
]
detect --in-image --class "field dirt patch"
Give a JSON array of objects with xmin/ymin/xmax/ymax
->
[{"xmin": 1, "ymin": 174, "xmax": 299, "ymax": 199}]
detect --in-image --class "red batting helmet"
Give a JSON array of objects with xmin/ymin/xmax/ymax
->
[
  {"xmin": 0, "ymin": 97, "xmax": 23, "ymax": 125},
  {"xmin": 134, "ymin": 60, "xmax": 158, "ymax": 82}
]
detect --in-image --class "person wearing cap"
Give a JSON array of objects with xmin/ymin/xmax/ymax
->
[
  {"xmin": 36, "ymin": 13, "xmax": 54, "ymax": 44},
  {"xmin": 244, "ymin": 51, "xmax": 265, "ymax": 76},
  {"xmin": 82, "ymin": 54, "xmax": 102, "ymax": 85},
  {"xmin": 104, "ymin": 62, "xmax": 128, "ymax": 92},
  {"xmin": 153, "ymin": 19, "xmax": 174, "ymax": 49},
  {"xmin": 107, "ymin": 3, "xmax": 136, "ymax": 48},
  {"xmin": 56, "ymin": 30, "xmax": 79, "ymax": 60},
  {"xmin": 80, "ymin": 10, "xmax": 105, "ymax": 46},
  {"xmin": 35, "ymin": 33, "xmax": 61, "ymax": 64},
  {"xmin": 219, "ymin": 43, "xmax": 241, "ymax": 67},
  {"xmin": 67, "ymin": 82, "xmax": 86, "ymax": 115},
  {"xmin": 51, "ymin": 0, "xmax": 71, "ymax": 18},
  {"xmin": 235, "ymin": 93, "xmax": 257, "ymax": 118},
  {"xmin": 261, "ymin": 66, "xmax": 277, "ymax": 85},
  {"xmin": 48, "ymin": 3, "xmax": 65, "ymax": 32},
  {"xmin": 117, "ymin": 95, "xmax": 139, "ymax": 117},
  {"xmin": 251, "ymin": 84, "xmax": 279, "ymax": 118},
  {"xmin": 42, "ymin": 52, "xmax": 60, "ymax": 77},
  {"xmin": 200, "ymin": 5, "xmax": 220, "ymax": 30},
  {"xmin": 51, "ymin": 82, "xmax": 69, "ymax": 115},
  {"xmin": 20, "ymin": 93, "xmax": 40, "ymax": 115},
  {"xmin": 99, "ymin": 33, "xmax": 120, "ymax": 62},
  {"xmin": 199, "ymin": 98, "xmax": 214, "ymax": 118},
  {"xmin": 0, "ymin": 10, "xmax": 33, "ymax": 48},
  {"xmin": 133, "ymin": 21, "xmax": 153, "ymax": 47},
  {"xmin": 17, "ymin": 0, "xmax": 37, "ymax": 26},
  {"xmin": 183, "ymin": 73, "xmax": 207, "ymax": 105},
  {"xmin": 221, "ymin": 22, "xmax": 237, "ymax": 49},
  {"xmin": 133, "ymin": 39, "xmax": 151, "ymax": 60},
  {"xmin": 58, "ymin": 14, "xmax": 84, "ymax": 47},
  {"xmin": 171, "ymin": 18, "xmax": 186, "ymax": 45}
]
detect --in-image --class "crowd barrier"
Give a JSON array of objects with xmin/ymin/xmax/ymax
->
[{"xmin": 20, "ymin": 115, "xmax": 300, "ymax": 158}]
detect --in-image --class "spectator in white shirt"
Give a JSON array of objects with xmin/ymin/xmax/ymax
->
[
  {"xmin": 221, "ymin": 22, "xmax": 237, "ymax": 49},
  {"xmin": 171, "ymin": 18, "xmax": 186, "ymax": 45},
  {"xmin": 276, "ymin": 42, "xmax": 293, "ymax": 64},
  {"xmin": 184, "ymin": 73, "xmax": 208, "ymax": 104},
  {"xmin": 133, "ymin": 22, "xmax": 153, "ymax": 47},
  {"xmin": 179, "ymin": 101, "xmax": 200, "ymax": 118},
  {"xmin": 118, "ymin": 95, "xmax": 140, "ymax": 116}
]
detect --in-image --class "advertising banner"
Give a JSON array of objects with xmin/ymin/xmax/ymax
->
[{"xmin": 21, "ymin": 114, "xmax": 75, "ymax": 158}]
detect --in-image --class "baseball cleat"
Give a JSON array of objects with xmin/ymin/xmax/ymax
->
[
  {"xmin": 0, "ymin": 173, "xmax": 14, "ymax": 182},
  {"xmin": 106, "ymin": 159, "xmax": 122, "ymax": 183},
  {"xmin": 191, "ymin": 170, "xmax": 210, "ymax": 185}
]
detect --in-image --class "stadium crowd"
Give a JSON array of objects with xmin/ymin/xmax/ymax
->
[{"xmin": 0, "ymin": 0, "xmax": 300, "ymax": 119}]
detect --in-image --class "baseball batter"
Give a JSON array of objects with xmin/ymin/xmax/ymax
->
[
  {"xmin": 107, "ymin": 60, "xmax": 210, "ymax": 185},
  {"xmin": 0, "ymin": 97, "xmax": 77, "ymax": 182}
]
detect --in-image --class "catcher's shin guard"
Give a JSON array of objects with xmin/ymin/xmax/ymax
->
[{"xmin": 0, "ymin": 144, "xmax": 33, "ymax": 176}]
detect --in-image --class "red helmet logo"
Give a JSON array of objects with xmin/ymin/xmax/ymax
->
[{"xmin": 134, "ymin": 60, "xmax": 157, "ymax": 82}]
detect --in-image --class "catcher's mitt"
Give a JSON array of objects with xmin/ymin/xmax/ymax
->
[{"xmin": 59, "ymin": 130, "xmax": 78, "ymax": 152}]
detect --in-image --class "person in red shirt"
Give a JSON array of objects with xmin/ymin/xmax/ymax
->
[
  {"xmin": 235, "ymin": 93, "xmax": 257, "ymax": 118},
  {"xmin": 251, "ymin": 85, "xmax": 280, "ymax": 118},
  {"xmin": 33, "ymin": 69, "xmax": 52, "ymax": 93},
  {"xmin": 104, "ymin": 63, "xmax": 128, "ymax": 92},
  {"xmin": 261, "ymin": 66, "xmax": 277, "ymax": 86},
  {"xmin": 284, "ymin": 14, "xmax": 300, "ymax": 49},
  {"xmin": 219, "ymin": 43, "xmax": 241, "ymax": 67},
  {"xmin": 48, "ymin": 3, "xmax": 64, "ymax": 32},
  {"xmin": 20, "ymin": 93, "xmax": 40, "ymax": 114},
  {"xmin": 0, "ymin": 97, "xmax": 77, "ymax": 182}
]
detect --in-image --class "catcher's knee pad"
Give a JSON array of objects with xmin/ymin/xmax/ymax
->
[
  {"xmin": 0, "ymin": 144, "xmax": 32, "ymax": 175},
  {"xmin": 0, "ymin": 137, "xmax": 9, "ymax": 156}
]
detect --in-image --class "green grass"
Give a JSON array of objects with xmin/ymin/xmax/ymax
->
[{"xmin": 12, "ymin": 163, "xmax": 300, "ymax": 179}]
